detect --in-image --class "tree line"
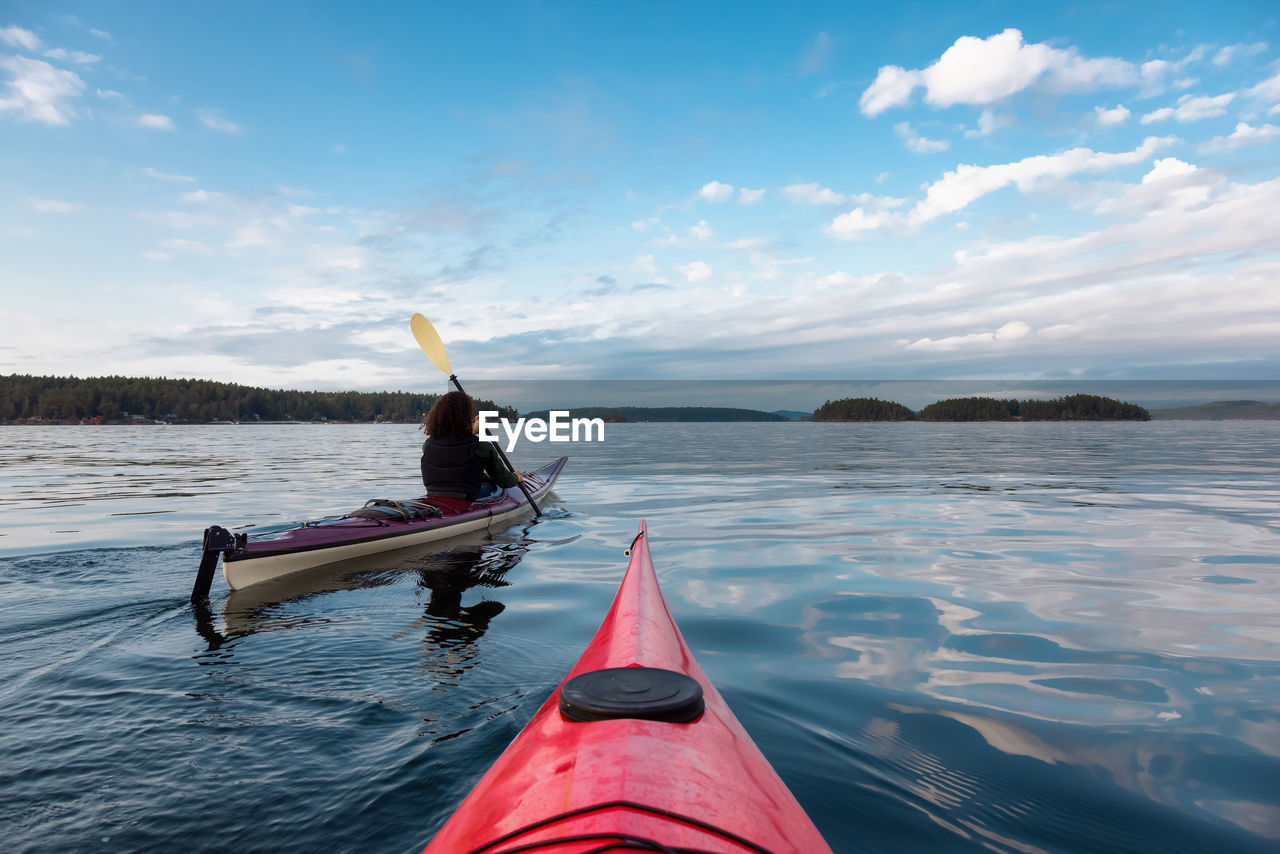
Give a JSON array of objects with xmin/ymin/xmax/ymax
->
[
  {"xmin": 814, "ymin": 394, "xmax": 1151, "ymax": 422},
  {"xmin": 812, "ymin": 398, "xmax": 916, "ymax": 421},
  {"xmin": 0, "ymin": 374, "xmax": 514, "ymax": 424},
  {"xmin": 2, "ymin": 375, "xmax": 1151, "ymax": 425}
]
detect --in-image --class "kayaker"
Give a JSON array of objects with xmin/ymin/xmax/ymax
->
[{"xmin": 420, "ymin": 391, "xmax": 523, "ymax": 500}]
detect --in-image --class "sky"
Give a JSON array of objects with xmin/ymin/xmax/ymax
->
[{"xmin": 2, "ymin": 1, "xmax": 1279, "ymax": 403}]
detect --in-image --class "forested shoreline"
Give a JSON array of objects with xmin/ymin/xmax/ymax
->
[
  {"xmin": 0, "ymin": 374, "xmax": 514, "ymax": 425},
  {"xmin": 2, "ymin": 375, "xmax": 1166, "ymax": 425}
]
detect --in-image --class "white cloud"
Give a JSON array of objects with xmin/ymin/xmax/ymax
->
[
  {"xmin": 89, "ymin": 29, "xmax": 112, "ymax": 42},
  {"xmin": 689, "ymin": 220, "xmax": 713, "ymax": 239},
  {"xmin": 964, "ymin": 109, "xmax": 1014, "ymax": 138},
  {"xmin": 1142, "ymin": 158, "xmax": 1199, "ymax": 183},
  {"xmin": 227, "ymin": 220, "xmax": 280, "ymax": 249},
  {"xmin": 698, "ymin": 181, "xmax": 734, "ymax": 203},
  {"xmin": 1201, "ymin": 122, "xmax": 1280, "ymax": 152},
  {"xmin": 142, "ymin": 166, "xmax": 197, "ymax": 182},
  {"xmin": 142, "ymin": 187, "xmax": 352, "ymax": 260},
  {"xmin": 0, "ymin": 55, "xmax": 85, "ymax": 124},
  {"xmin": 676, "ymin": 261, "xmax": 713, "ymax": 282},
  {"xmin": 994, "ymin": 320, "xmax": 1030, "ymax": 340},
  {"xmin": 906, "ymin": 320, "xmax": 1031, "ymax": 352},
  {"xmin": 894, "ymin": 121, "xmax": 950, "ymax": 153},
  {"xmin": 316, "ymin": 172, "xmax": 1280, "ymax": 377},
  {"xmin": 826, "ymin": 207, "xmax": 895, "ymax": 239},
  {"xmin": 738, "ymin": 187, "xmax": 765, "ymax": 205},
  {"xmin": 801, "ymin": 32, "xmax": 832, "ymax": 76},
  {"xmin": 16, "ymin": 164, "xmax": 1280, "ymax": 385},
  {"xmin": 1139, "ymin": 48, "xmax": 1206, "ymax": 96},
  {"xmin": 0, "ymin": 25, "xmax": 41, "ymax": 51},
  {"xmin": 859, "ymin": 65, "xmax": 921, "ymax": 116},
  {"xmin": 922, "ymin": 179, "xmax": 1280, "ymax": 365},
  {"xmin": 817, "ymin": 271, "xmax": 857, "ymax": 289},
  {"xmin": 96, "ymin": 88, "xmax": 124, "ymax": 100},
  {"xmin": 1038, "ymin": 323, "xmax": 1081, "ymax": 340},
  {"xmin": 860, "ymin": 29, "xmax": 1134, "ymax": 116},
  {"xmin": 1122, "ymin": 161, "xmax": 1220, "ymax": 219},
  {"xmin": 824, "ymin": 139, "xmax": 1174, "ymax": 239},
  {"xmin": 1139, "ymin": 60, "xmax": 1173, "ymax": 95},
  {"xmin": 909, "ymin": 136, "xmax": 1171, "ymax": 224},
  {"xmin": 1249, "ymin": 69, "xmax": 1280, "ymax": 105},
  {"xmin": 631, "ymin": 254, "xmax": 658, "ymax": 274},
  {"xmin": 43, "ymin": 48, "xmax": 100, "ymax": 64},
  {"xmin": 1213, "ymin": 42, "xmax": 1267, "ymax": 67},
  {"xmin": 784, "ymin": 182, "xmax": 846, "ymax": 205},
  {"xmin": 1140, "ymin": 93, "xmax": 1234, "ymax": 124},
  {"xmin": 138, "ymin": 112, "xmax": 175, "ymax": 130},
  {"xmin": 926, "ymin": 30, "xmax": 1061, "ymax": 106},
  {"xmin": 1094, "ymin": 104, "xmax": 1130, "ymax": 126},
  {"xmin": 197, "ymin": 107, "xmax": 243, "ymax": 134},
  {"xmin": 741, "ymin": 249, "xmax": 812, "ymax": 282},
  {"xmin": 28, "ymin": 197, "xmax": 83, "ymax": 213},
  {"xmin": 181, "ymin": 189, "xmax": 231, "ymax": 204},
  {"xmin": 631, "ymin": 216, "xmax": 659, "ymax": 232},
  {"xmin": 266, "ymin": 285, "xmax": 368, "ymax": 313},
  {"xmin": 814, "ymin": 139, "xmax": 1172, "ymax": 240}
]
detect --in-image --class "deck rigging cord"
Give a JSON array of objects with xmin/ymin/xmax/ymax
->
[{"xmin": 462, "ymin": 800, "xmax": 776, "ymax": 854}]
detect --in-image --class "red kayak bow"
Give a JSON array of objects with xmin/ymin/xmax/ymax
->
[{"xmin": 423, "ymin": 521, "xmax": 831, "ymax": 853}]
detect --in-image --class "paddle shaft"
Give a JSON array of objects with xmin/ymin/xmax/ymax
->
[{"xmin": 448, "ymin": 374, "xmax": 542, "ymax": 517}]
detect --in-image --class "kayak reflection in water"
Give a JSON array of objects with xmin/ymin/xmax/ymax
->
[
  {"xmin": 420, "ymin": 391, "xmax": 523, "ymax": 501},
  {"xmin": 193, "ymin": 536, "xmax": 530, "ymax": 656},
  {"xmin": 412, "ymin": 542, "xmax": 528, "ymax": 686}
]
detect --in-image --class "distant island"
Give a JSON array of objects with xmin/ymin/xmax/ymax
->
[
  {"xmin": 0, "ymin": 374, "xmax": 513, "ymax": 425},
  {"xmin": 1148, "ymin": 400, "xmax": 1280, "ymax": 420},
  {"xmin": 531, "ymin": 396, "xmax": 1155, "ymax": 423},
  {"xmin": 814, "ymin": 394, "xmax": 1151, "ymax": 421},
  {"xmin": 813, "ymin": 397, "xmax": 916, "ymax": 421}
]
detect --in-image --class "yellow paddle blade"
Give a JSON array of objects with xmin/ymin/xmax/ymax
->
[{"xmin": 410, "ymin": 313, "xmax": 453, "ymax": 377}]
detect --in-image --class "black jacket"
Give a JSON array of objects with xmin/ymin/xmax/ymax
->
[{"xmin": 421, "ymin": 435, "xmax": 487, "ymax": 499}]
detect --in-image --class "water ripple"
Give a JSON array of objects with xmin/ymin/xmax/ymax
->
[{"xmin": 1, "ymin": 422, "xmax": 1278, "ymax": 852}]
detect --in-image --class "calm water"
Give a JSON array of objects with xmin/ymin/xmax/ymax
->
[{"xmin": 2, "ymin": 422, "xmax": 1278, "ymax": 853}]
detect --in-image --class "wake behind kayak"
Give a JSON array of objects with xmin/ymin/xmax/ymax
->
[{"xmin": 423, "ymin": 521, "xmax": 832, "ymax": 853}]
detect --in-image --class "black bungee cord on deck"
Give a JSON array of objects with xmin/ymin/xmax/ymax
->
[{"xmin": 462, "ymin": 800, "xmax": 778, "ymax": 854}]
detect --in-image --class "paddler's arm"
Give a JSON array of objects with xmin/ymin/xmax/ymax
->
[{"xmin": 474, "ymin": 440, "xmax": 522, "ymax": 487}]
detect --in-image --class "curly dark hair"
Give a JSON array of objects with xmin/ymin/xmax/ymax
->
[{"xmin": 422, "ymin": 391, "xmax": 475, "ymax": 438}]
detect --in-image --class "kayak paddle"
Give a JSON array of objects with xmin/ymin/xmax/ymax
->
[{"xmin": 410, "ymin": 312, "xmax": 542, "ymax": 517}]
